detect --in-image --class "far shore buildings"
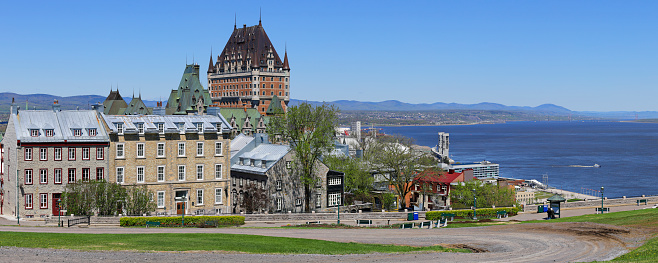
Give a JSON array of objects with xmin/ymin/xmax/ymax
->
[
  {"xmin": 207, "ymin": 20, "xmax": 290, "ymax": 115},
  {"xmin": 1, "ymin": 100, "xmax": 110, "ymax": 218}
]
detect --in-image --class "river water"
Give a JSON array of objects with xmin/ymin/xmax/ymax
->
[{"xmin": 378, "ymin": 121, "xmax": 658, "ymax": 198}]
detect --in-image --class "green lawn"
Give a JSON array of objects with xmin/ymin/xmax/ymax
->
[{"xmin": 0, "ymin": 232, "xmax": 467, "ymax": 254}]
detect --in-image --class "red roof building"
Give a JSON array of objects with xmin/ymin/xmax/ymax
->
[{"xmin": 404, "ymin": 169, "xmax": 474, "ymax": 210}]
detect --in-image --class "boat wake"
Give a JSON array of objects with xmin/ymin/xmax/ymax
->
[{"xmin": 553, "ymin": 164, "xmax": 601, "ymax": 168}]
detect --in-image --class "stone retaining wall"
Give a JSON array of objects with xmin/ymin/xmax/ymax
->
[{"xmin": 242, "ymin": 211, "xmax": 422, "ymax": 221}]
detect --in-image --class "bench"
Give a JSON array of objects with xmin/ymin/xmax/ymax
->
[
  {"xmin": 145, "ymin": 221, "xmax": 161, "ymax": 228},
  {"xmin": 418, "ymin": 221, "xmax": 432, "ymax": 229},
  {"xmin": 441, "ymin": 213, "xmax": 455, "ymax": 221},
  {"xmin": 400, "ymin": 223, "xmax": 414, "ymax": 229},
  {"xmin": 433, "ymin": 219, "xmax": 448, "ymax": 228},
  {"xmin": 305, "ymin": 221, "xmax": 321, "ymax": 225},
  {"xmin": 356, "ymin": 219, "xmax": 372, "ymax": 226},
  {"xmin": 638, "ymin": 199, "xmax": 648, "ymax": 206},
  {"xmin": 595, "ymin": 207, "xmax": 610, "ymax": 213},
  {"xmin": 497, "ymin": 211, "xmax": 509, "ymax": 219}
]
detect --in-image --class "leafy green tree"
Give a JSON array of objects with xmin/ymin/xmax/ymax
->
[
  {"xmin": 267, "ymin": 102, "xmax": 338, "ymax": 212},
  {"xmin": 367, "ymin": 135, "xmax": 437, "ymax": 210},
  {"xmin": 449, "ymin": 180, "xmax": 516, "ymax": 209},
  {"xmin": 62, "ymin": 180, "xmax": 130, "ymax": 216},
  {"xmin": 323, "ymin": 155, "xmax": 372, "ymax": 195},
  {"xmin": 241, "ymin": 183, "xmax": 269, "ymax": 213},
  {"xmin": 124, "ymin": 184, "xmax": 155, "ymax": 216}
]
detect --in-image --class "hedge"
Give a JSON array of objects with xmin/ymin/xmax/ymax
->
[
  {"xmin": 120, "ymin": 216, "xmax": 245, "ymax": 227},
  {"xmin": 426, "ymin": 207, "xmax": 520, "ymax": 220}
]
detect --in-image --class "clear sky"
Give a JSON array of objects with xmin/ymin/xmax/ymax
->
[{"xmin": 1, "ymin": 1, "xmax": 656, "ymax": 111}]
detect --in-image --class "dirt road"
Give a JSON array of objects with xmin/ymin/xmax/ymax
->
[{"xmin": 0, "ymin": 220, "xmax": 644, "ymax": 263}]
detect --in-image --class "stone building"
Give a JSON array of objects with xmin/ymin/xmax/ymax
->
[
  {"xmin": 229, "ymin": 134, "xmax": 344, "ymax": 214},
  {"xmin": 1, "ymin": 100, "xmax": 110, "ymax": 218},
  {"xmin": 100, "ymin": 112, "xmax": 233, "ymax": 215},
  {"xmin": 207, "ymin": 19, "xmax": 290, "ymax": 115}
]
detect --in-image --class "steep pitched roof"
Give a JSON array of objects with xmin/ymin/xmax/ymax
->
[
  {"xmin": 165, "ymin": 64, "xmax": 212, "ymax": 115},
  {"xmin": 266, "ymin": 95, "xmax": 284, "ymax": 115},
  {"xmin": 123, "ymin": 95, "xmax": 153, "ymax": 115},
  {"xmin": 103, "ymin": 89, "xmax": 128, "ymax": 115},
  {"xmin": 215, "ymin": 22, "xmax": 285, "ymax": 72},
  {"xmin": 220, "ymin": 108, "xmax": 267, "ymax": 129}
]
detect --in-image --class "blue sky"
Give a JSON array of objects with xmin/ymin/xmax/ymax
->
[{"xmin": 1, "ymin": 1, "xmax": 656, "ymax": 111}]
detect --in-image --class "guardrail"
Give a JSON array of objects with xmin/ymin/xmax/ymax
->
[{"xmin": 68, "ymin": 215, "xmax": 91, "ymax": 227}]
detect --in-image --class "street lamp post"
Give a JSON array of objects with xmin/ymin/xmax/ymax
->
[
  {"xmin": 600, "ymin": 187, "xmax": 604, "ymax": 214},
  {"xmin": 175, "ymin": 196, "xmax": 186, "ymax": 227},
  {"xmin": 472, "ymin": 188, "xmax": 477, "ymax": 220}
]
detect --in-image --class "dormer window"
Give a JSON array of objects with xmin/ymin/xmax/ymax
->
[
  {"xmin": 261, "ymin": 161, "xmax": 267, "ymax": 168},
  {"xmin": 137, "ymin": 123, "xmax": 144, "ymax": 134},
  {"xmin": 116, "ymin": 123, "xmax": 123, "ymax": 134},
  {"xmin": 73, "ymin": 129, "xmax": 82, "ymax": 137},
  {"xmin": 196, "ymin": 123, "xmax": 203, "ymax": 132},
  {"xmin": 250, "ymin": 159, "xmax": 255, "ymax": 167},
  {"xmin": 88, "ymin": 129, "xmax": 97, "ymax": 136},
  {"xmin": 45, "ymin": 129, "xmax": 54, "ymax": 137},
  {"xmin": 157, "ymin": 123, "xmax": 164, "ymax": 133},
  {"xmin": 30, "ymin": 129, "xmax": 39, "ymax": 137}
]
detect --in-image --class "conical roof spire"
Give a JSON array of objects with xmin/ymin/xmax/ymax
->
[
  {"xmin": 207, "ymin": 49, "xmax": 215, "ymax": 73},
  {"xmin": 283, "ymin": 47, "xmax": 289, "ymax": 70}
]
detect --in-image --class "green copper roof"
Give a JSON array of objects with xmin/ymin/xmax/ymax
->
[
  {"xmin": 266, "ymin": 95, "xmax": 285, "ymax": 115},
  {"xmin": 547, "ymin": 194, "xmax": 566, "ymax": 202},
  {"xmin": 165, "ymin": 64, "xmax": 212, "ymax": 115},
  {"xmin": 220, "ymin": 108, "xmax": 268, "ymax": 129},
  {"xmin": 123, "ymin": 96, "xmax": 153, "ymax": 115}
]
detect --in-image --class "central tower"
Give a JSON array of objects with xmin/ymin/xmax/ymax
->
[{"xmin": 207, "ymin": 20, "xmax": 290, "ymax": 115}]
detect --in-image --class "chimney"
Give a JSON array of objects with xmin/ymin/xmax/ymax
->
[
  {"xmin": 254, "ymin": 133, "xmax": 269, "ymax": 147},
  {"xmin": 448, "ymin": 169, "xmax": 455, "ymax": 174},
  {"xmin": 153, "ymin": 101, "xmax": 166, "ymax": 116},
  {"xmin": 90, "ymin": 102, "xmax": 104, "ymax": 113},
  {"xmin": 10, "ymin": 97, "xmax": 18, "ymax": 115}
]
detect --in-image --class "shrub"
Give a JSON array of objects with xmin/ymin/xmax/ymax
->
[
  {"xmin": 426, "ymin": 207, "xmax": 519, "ymax": 220},
  {"xmin": 120, "ymin": 216, "xmax": 245, "ymax": 227}
]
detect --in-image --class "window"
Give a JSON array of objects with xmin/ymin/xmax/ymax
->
[
  {"xmin": 214, "ymin": 164, "xmax": 222, "ymax": 179},
  {"xmin": 25, "ymin": 148, "xmax": 32, "ymax": 161},
  {"xmin": 40, "ymin": 193, "xmax": 48, "ymax": 209},
  {"xmin": 276, "ymin": 180, "xmax": 282, "ymax": 191},
  {"xmin": 54, "ymin": 169, "xmax": 62, "ymax": 184},
  {"xmin": 215, "ymin": 188, "xmax": 223, "ymax": 204},
  {"xmin": 24, "ymin": 169, "xmax": 33, "ymax": 185},
  {"xmin": 116, "ymin": 144, "xmax": 124, "ymax": 158},
  {"xmin": 116, "ymin": 123, "xmax": 123, "ymax": 134},
  {"xmin": 73, "ymin": 129, "xmax": 82, "ymax": 136},
  {"xmin": 196, "ymin": 142, "xmax": 204, "ymax": 156},
  {"xmin": 196, "ymin": 123, "xmax": 203, "ymax": 132},
  {"xmin": 157, "ymin": 143, "xmax": 165, "ymax": 157},
  {"xmin": 196, "ymin": 164, "xmax": 204, "ymax": 180},
  {"xmin": 178, "ymin": 142, "xmax": 185, "ymax": 157},
  {"xmin": 276, "ymin": 198, "xmax": 283, "ymax": 211},
  {"xmin": 68, "ymin": 169, "xmax": 76, "ymax": 183},
  {"xmin": 116, "ymin": 167, "xmax": 124, "ymax": 184},
  {"xmin": 196, "ymin": 189, "xmax": 204, "ymax": 205},
  {"xmin": 68, "ymin": 148, "xmax": 75, "ymax": 160},
  {"xmin": 40, "ymin": 148, "xmax": 47, "ymax": 161},
  {"xmin": 286, "ymin": 161, "xmax": 291, "ymax": 169},
  {"xmin": 31, "ymin": 129, "xmax": 39, "ymax": 137},
  {"xmin": 329, "ymin": 178, "xmax": 341, "ymax": 186},
  {"xmin": 54, "ymin": 147, "xmax": 62, "ymax": 161},
  {"xmin": 39, "ymin": 169, "xmax": 47, "ymax": 184},
  {"xmin": 137, "ymin": 123, "xmax": 144, "ymax": 134},
  {"xmin": 157, "ymin": 123, "xmax": 164, "ymax": 133},
  {"xmin": 88, "ymin": 128, "xmax": 97, "ymax": 136},
  {"xmin": 295, "ymin": 199, "xmax": 302, "ymax": 206},
  {"xmin": 96, "ymin": 147, "xmax": 104, "ymax": 160},
  {"xmin": 82, "ymin": 147, "xmax": 90, "ymax": 160},
  {"xmin": 82, "ymin": 168, "xmax": 90, "ymax": 181},
  {"xmin": 25, "ymin": 194, "xmax": 33, "ymax": 209},
  {"xmin": 136, "ymin": 143, "xmax": 145, "ymax": 158},
  {"xmin": 215, "ymin": 142, "xmax": 223, "ymax": 156},
  {"xmin": 178, "ymin": 165, "xmax": 185, "ymax": 181},
  {"xmin": 316, "ymin": 194, "xmax": 322, "ymax": 208},
  {"xmin": 157, "ymin": 191, "xmax": 165, "ymax": 208},
  {"xmin": 136, "ymin": 166, "xmax": 145, "ymax": 183},
  {"xmin": 96, "ymin": 168, "xmax": 104, "ymax": 180},
  {"xmin": 157, "ymin": 166, "xmax": 165, "ymax": 182},
  {"xmin": 329, "ymin": 193, "xmax": 341, "ymax": 207}
]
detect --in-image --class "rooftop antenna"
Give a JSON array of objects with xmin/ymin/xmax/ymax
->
[
  {"xmin": 259, "ymin": 7, "xmax": 261, "ymax": 23},
  {"xmin": 234, "ymin": 13, "xmax": 237, "ymax": 29}
]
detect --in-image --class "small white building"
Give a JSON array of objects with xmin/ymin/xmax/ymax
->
[{"xmin": 450, "ymin": 161, "xmax": 500, "ymax": 180}]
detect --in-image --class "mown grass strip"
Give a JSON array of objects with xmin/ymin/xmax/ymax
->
[
  {"xmin": 0, "ymin": 232, "xmax": 468, "ymax": 254},
  {"xmin": 522, "ymin": 207, "xmax": 658, "ymax": 228}
]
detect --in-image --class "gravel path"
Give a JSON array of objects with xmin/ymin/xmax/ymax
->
[{"xmin": 0, "ymin": 221, "xmax": 643, "ymax": 263}]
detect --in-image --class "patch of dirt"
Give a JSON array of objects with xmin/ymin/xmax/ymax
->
[{"xmin": 441, "ymin": 243, "xmax": 488, "ymax": 253}]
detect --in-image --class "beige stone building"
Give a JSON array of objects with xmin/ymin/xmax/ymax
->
[{"xmin": 101, "ymin": 112, "xmax": 233, "ymax": 215}]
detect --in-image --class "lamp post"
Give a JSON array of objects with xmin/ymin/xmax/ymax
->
[
  {"xmin": 600, "ymin": 187, "xmax": 604, "ymax": 214},
  {"xmin": 175, "ymin": 196, "xmax": 186, "ymax": 227},
  {"xmin": 472, "ymin": 188, "xmax": 477, "ymax": 220}
]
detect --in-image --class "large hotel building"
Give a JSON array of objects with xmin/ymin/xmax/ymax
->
[{"xmin": 207, "ymin": 20, "xmax": 290, "ymax": 115}]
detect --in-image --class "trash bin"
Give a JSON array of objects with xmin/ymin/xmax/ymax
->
[
  {"xmin": 413, "ymin": 212, "xmax": 419, "ymax": 220},
  {"xmin": 537, "ymin": 205, "xmax": 548, "ymax": 213},
  {"xmin": 407, "ymin": 212, "xmax": 414, "ymax": 221}
]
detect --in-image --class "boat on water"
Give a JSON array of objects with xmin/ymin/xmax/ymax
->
[{"xmin": 555, "ymin": 164, "xmax": 602, "ymax": 168}]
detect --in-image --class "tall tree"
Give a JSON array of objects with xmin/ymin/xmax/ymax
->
[
  {"xmin": 267, "ymin": 102, "xmax": 338, "ymax": 212},
  {"xmin": 449, "ymin": 180, "xmax": 517, "ymax": 209},
  {"xmin": 368, "ymin": 135, "xmax": 437, "ymax": 210},
  {"xmin": 323, "ymin": 155, "xmax": 372, "ymax": 195}
]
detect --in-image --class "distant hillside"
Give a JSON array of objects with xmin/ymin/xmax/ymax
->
[
  {"xmin": 290, "ymin": 99, "xmax": 573, "ymax": 115},
  {"xmin": 0, "ymin": 92, "xmax": 158, "ymax": 113}
]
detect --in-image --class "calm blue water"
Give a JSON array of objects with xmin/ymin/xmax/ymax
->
[{"xmin": 379, "ymin": 121, "xmax": 658, "ymax": 198}]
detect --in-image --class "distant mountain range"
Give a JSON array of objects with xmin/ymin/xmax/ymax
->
[{"xmin": 1, "ymin": 92, "xmax": 656, "ymax": 120}]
